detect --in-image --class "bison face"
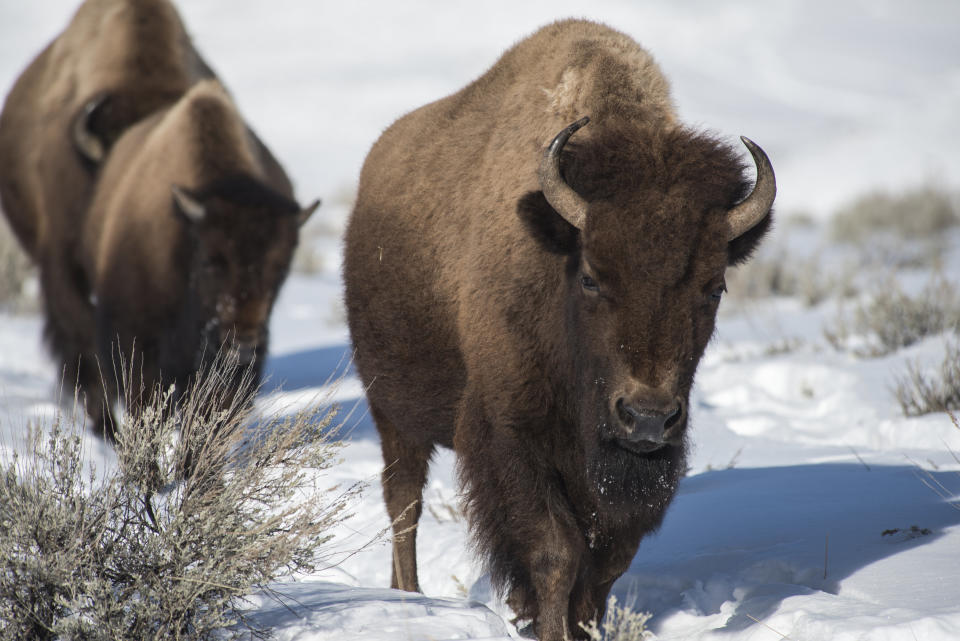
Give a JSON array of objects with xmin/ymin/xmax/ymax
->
[
  {"xmin": 571, "ymin": 196, "xmax": 730, "ymax": 457},
  {"xmin": 519, "ymin": 118, "xmax": 774, "ymax": 503},
  {"xmin": 171, "ymin": 175, "xmax": 318, "ymax": 370}
]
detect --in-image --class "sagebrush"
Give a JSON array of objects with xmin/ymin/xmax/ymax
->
[
  {"xmin": 830, "ymin": 185, "xmax": 959, "ymax": 243},
  {"xmin": 578, "ymin": 595, "xmax": 655, "ymax": 641},
  {"xmin": 0, "ymin": 354, "xmax": 357, "ymax": 640},
  {"xmin": 895, "ymin": 339, "xmax": 960, "ymax": 416},
  {"xmin": 726, "ymin": 248, "xmax": 856, "ymax": 307},
  {"xmin": 824, "ymin": 275, "xmax": 960, "ymax": 357},
  {"xmin": 0, "ymin": 216, "xmax": 33, "ymax": 309}
]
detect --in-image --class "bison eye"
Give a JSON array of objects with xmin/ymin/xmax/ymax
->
[
  {"xmin": 581, "ymin": 274, "xmax": 599, "ymax": 292},
  {"xmin": 710, "ymin": 283, "xmax": 727, "ymax": 301}
]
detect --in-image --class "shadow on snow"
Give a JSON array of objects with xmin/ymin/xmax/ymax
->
[
  {"xmin": 616, "ymin": 462, "xmax": 960, "ymax": 634},
  {"xmin": 261, "ymin": 342, "xmax": 377, "ymax": 441},
  {"xmin": 264, "ymin": 344, "xmax": 357, "ymax": 392}
]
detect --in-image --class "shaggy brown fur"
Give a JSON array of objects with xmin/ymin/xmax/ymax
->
[
  {"xmin": 80, "ymin": 79, "xmax": 316, "ymax": 438},
  {"xmin": 0, "ymin": 0, "xmax": 215, "ymax": 433},
  {"xmin": 344, "ymin": 19, "xmax": 774, "ymax": 640}
]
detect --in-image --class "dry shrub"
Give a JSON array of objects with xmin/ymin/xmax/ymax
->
[
  {"xmin": 291, "ymin": 240, "xmax": 326, "ymax": 275},
  {"xmin": 0, "ymin": 216, "xmax": 34, "ymax": 309},
  {"xmin": 290, "ymin": 215, "xmax": 339, "ymax": 275},
  {"xmin": 895, "ymin": 339, "xmax": 960, "ymax": 416},
  {"xmin": 0, "ymin": 354, "xmax": 357, "ymax": 640},
  {"xmin": 290, "ymin": 183, "xmax": 355, "ymax": 276},
  {"xmin": 782, "ymin": 210, "xmax": 817, "ymax": 229},
  {"xmin": 726, "ymin": 249, "xmax": 856, "ymax": 307},
  {"xmin": 830, "ymin": 185, "xmax": 959, "ymax": 243},
  {"xmin": 578, "ymin": 595, "xmax": 654, "ymax": 641},
  {"xmin": 825, "ymin": 275, "xmax": 960, "ymax": 357},
  {"xmin": 326, "ymin": 182, "xmax": 357, "ymax": 212}
]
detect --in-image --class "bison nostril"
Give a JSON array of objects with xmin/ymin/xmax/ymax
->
[
  {"xmin": 615, "ymin": 398, "xmax": 633, "ymax": 428},
  {"xmin": 664, "ymin": 403, "xmax": 682, "ymax": 430}
]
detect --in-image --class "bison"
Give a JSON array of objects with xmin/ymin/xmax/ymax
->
[
  {"xmin": 344, "ymin": 19, "xmax": 775, "ymax": 640},
  {"xmin": 0, "ymin": 0, "xmax": 218, "ymax": 436},
  {"xmin": 79, "ymin": 78, "xmax": 317, "ymax": 438}
]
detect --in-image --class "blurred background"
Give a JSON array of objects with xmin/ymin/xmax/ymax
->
[
  {"xmin": 2, "ymin": 0, "xmax": 958, "ymax": 222},
  {"xmin": 2, "ymin": 0, "xmax": 959, "ymax": 387}
]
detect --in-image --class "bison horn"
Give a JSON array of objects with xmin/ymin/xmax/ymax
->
[
  {"xmin": 727, "ymin": 137, "xmax": 776, "ymax": 240},
  {"xmin": 298, "ymin": 199, "xmax": 321, "ymax": 227},
  {"xmin": 72, "ymin": 96, "xmax": 107, "ymax": 164},
  {"xmin": 171, "ymin": 185, "xmax": 207, "ymax": 223},
  {"xmin": 538, "ymin": 116, "xmax": 590, "ymax": 230}
]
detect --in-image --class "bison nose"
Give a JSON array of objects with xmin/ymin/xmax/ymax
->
[{"xmin": 614, "ymin": 397, "xmax": 682, "ymax": 447}]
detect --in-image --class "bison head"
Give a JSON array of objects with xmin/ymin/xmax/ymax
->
[
  {"xmin": 518, "ymin": 117, "xmax": 774, "ymax": 505},
  {"xmin": 170, "ymin": 174, "xmax": 319, "ymax": 371},
  {"xmin": 72, "ymin": 91, "xmax": 187, "ymax": 166}
]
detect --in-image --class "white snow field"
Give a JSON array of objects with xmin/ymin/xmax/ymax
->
[{"xmin": 2, "ymin": 1, "xmax": 960, "ymax": 640}]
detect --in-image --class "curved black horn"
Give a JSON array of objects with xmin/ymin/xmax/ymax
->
[
  {"xmin": 72, "ymin": 95, "xmax": 108, "ymax": 164},
  {"xmin": 728, "ymin": 136, "xmax": 776, "ymax": 240},
  {"xmin": 537, "ymin": 116, "xmax": 590, "ymax": 229}
]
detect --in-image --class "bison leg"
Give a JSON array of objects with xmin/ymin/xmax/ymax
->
[
  {"xmin": 570, "ymin": 577, "xmax": 615, "ymax": 636},
  {"xmin": 526, "ymin": 515, "xmax": 585, "ymax": 640},
  {"xmin": 456, "ymin": 396, "xmax": 586, "ymax": 640},
  {"xmin": 82, "ymin": 370, "xmax": 118, "ymax": 441},
  {"xmin": 373, "ymin": 403, "xmax": 430, "ymax": 592},
  {"xmin": 570, "ymin": 539, "xmax": 643, "ymax": 633},
  {"xmin": 38, "ymin": 250, "xmax": 117, "ymax": 438}
]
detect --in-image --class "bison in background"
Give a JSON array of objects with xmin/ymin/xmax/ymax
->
[
  {"xmin": 0, "ymin": 0, "xmax": 215, "ymax": 435},
  {"xmin": 344, "ymin": 19, "xmax": 775, "ymax": 641},
  {"xmin": 0, "ymin": 0, "xmax": 318, "ymax": 440},
  {"xmin": 81, "ymin": 78, "xmax": 317, "ymax": 438}
]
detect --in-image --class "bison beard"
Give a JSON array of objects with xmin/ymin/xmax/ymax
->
[
  {"xmin": 345, "ymin": 18, "xmax": 775, "ymax": 641},
  {"xmin": 458, "ymin": 396, "xmax": 685, "ymax": 630}
]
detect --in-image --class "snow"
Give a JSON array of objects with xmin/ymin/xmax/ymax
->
[
  {"xmin": 241, "ymin": 582, "xmax": 511, "ymax": 641},
  {"xmin": 3, "ymin": 1, "xmax": 960, "ymax": 640}
]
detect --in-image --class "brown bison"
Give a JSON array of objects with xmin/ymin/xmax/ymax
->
[
  {"xmin": 344, "ymin": 19, "xmax": 775, "ymax": 640},
  {"xmin": 80, "ymin": 78, "xmax": 317, "ymax": 437},
  {"xmin": 0, "ymin": 0, "xmax": 217, "ymax": 435}
]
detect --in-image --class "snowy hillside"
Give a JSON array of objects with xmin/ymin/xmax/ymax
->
[
  {"xmin": 3, "ymin": 1, "xmax": 960, "ymax": 640},
  {"xmin": 2, "ymin": 0, "xmax": 959, "ymax": 220}
]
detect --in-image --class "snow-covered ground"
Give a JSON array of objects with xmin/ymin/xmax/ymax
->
[{"xmin": 3, "ymin": 1, "xmax": 960, "ymax": 640}]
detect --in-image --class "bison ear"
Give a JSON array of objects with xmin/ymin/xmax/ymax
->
[
  {"xmin": 297, "ymin": 199, "xmax": 321, "ymax": 227},
  {"xmin": 727, "ymin": 208, "xmax": 773, "ymax": 266},
  {"xmin": 517, "ymin": 190, "xmax": 579, "ymax": 255},
  {"xmin": 171, "ymin": 185, "xmax": 207, "ymax": 223}
]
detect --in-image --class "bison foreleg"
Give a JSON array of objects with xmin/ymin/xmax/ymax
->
[
  {"xmin": 39, "ymin": 249, "xmax": 116, "ymax": 438},
  {"xmin": 456, "ymin": 407, "xmax": 587, "ymax": 640},
  {"xmin": 525, "ymin": 509, "xmax": 586, "ymax": 641}
]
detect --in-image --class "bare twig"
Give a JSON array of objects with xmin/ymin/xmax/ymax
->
[{"xmin": 745, "ymin": 613, "xmax": 792, "ymax": 640}]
